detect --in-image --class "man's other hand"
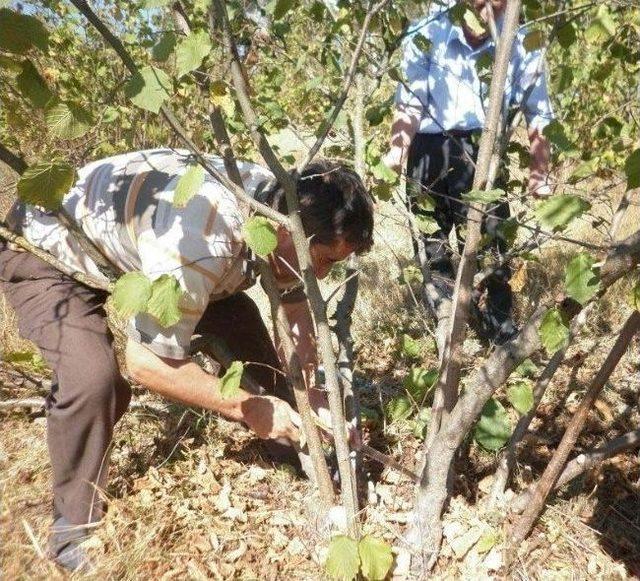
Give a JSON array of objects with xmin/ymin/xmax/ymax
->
[{"xmin": 242, "ymin": 395, "xmax": 301, "ymax": 442}]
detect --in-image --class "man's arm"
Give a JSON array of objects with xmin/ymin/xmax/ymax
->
[
  {"xmin": 527, "ymin": 127, "xmax": 552, "ymax": 197},
  {"xmin": 383, "ymin": 104, "xmax": 422, "ymax": 174},
  {"xmin": 125, "ymin": 338, "xmax": 300, "ymax": 441}
]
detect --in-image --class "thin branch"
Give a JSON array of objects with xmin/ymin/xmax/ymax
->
[
  {"xmin": 509, "ymin": 311, "xmax": 640, "ymax": 550},
  {"xmin": 0, "ymin": 143, "xmax": 27, "ymax": 175},
  {"xmin": 297, "ymin": 0, "xmax": 391, "ymax": 171},
  {"xmin": 212, "ymin": 0, "xmax": 361, "ymax": 534}
]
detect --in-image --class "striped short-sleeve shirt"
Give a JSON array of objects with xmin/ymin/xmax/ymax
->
[{"xmin": 8, "ymin": 148, "xmax": 275, "ymax": 359}]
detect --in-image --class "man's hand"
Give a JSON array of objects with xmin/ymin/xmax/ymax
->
[
  {"xmin": 241, "ymin": 395, "xmax": 301, "ymax": 442},
  {"xmin": 382, "ymin": 145, "xmax": 405, "ymax": 174},
  {"xmin": 308, "ymin": 388, "xmax": 361, "ymax": 448}
]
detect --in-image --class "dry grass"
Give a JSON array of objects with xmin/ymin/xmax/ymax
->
[{"xmin": 2, "ymin": 168, "xmax": 640, "ymax": 578}]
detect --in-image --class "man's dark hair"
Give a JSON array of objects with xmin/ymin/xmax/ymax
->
[{"xmin": 256, "ymin": 159, "xmax": 374, "ymax": 254}]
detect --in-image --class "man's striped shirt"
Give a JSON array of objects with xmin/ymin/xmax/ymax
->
[{"xmin": 8, "ymin": 148, "xmax": 274, "ymax": 359}]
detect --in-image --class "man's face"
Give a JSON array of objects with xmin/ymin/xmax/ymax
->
[
  {"xmin": 309, "ymin": 238, "xmax": 357, "ymax": 280},
  {"xmin": 471, "ymin": 0, "xmax": 507, "ymax": 21}
]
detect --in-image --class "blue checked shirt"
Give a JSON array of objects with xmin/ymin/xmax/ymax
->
[{"xmin": 395, "ymin": 9, "xmax": 554, "ymax": 134}]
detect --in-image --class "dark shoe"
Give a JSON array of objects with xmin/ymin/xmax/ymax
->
[
  {"xmin": 49, "ymin": 516, "xmax": 94, "ymax": 572},
  {"xmin": 493, "ymin": 318, "xmax": 519, "ymax": 345}
]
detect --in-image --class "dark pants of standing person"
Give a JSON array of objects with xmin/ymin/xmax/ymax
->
[
  {"xmin": 406, "ymin": 131, "xmax": 514, "ymax": 340},
  {"xmin": 0, "ymin": 242, "xmax": 292, "ymax": 530}
]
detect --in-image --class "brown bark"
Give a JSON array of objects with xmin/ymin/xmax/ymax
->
[{"xmin": 509, "ymin": 311, "xmax": 640, "ymax": 549}]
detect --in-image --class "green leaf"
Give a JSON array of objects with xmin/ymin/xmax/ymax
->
[
  {"xmin": 523, "ymin": 29, "xmax": 544, "ymax": 52},
  {"xmin": 143, "ymin": 0, "xmax": 173, "ymax": 8},
  {"xmin": 358, "ymin": 536, "xmax": 393, "ymax": 581},
  {"xmin": 416, "ymin": 194, "xmax": 436, "ymax": 212},
  {"xmin": 565, "ymin": 252, "xmax": 600, "ymax": 305},
  {"xmin": 220, "ymin": 360, "xmax": 244, "ymax": 399},
  {"xmin": 415, "ymin": 214, "xmax": 440, "ymax": 235},
  {"xmin": 152, "ymin": 32, "xmax": 177, "ymax": 62},
  {"xmin": 474, "ymin": 398, "xmax": 512, "ymax": 451},
  {"xmin": 326, "ymin": 535, "xmax": 360, "ymax": 581},
  {"xmin": 507, "ymin": 381, "xmax": 534, "ymax": 415},
  {"xmin": 243, "ymin": 216, "xmax": 278, "ymax": 256},
  {"xmin": 475, "ymin": 530, "xmax": 499, "ymax": 554},
  {"xmin": 173, "ymin": 164, "xmax": 205, "ymax": 208},
  {"xmin": 111, "ymin": 272, "xmax": 152, "ymax": 319},
  {"xmin": 413, "ymin": 32, "xmax": 432, "ymax": 53},
  {"xmin": 534, "ymin": 195, "xmax": 590, "ymax": 231},
  {"xmin": 0, "ymin": 9, "xmax": 49, "ymax": 54},
  {"xmin": 125, "ymin": 66, "xmax": 172, "ymax": 114},
  {"xmin": 556, "ymin": 21, "xmax": 576, "ymax": 49},
  {"xmin": 371, "ymin": 161, "xmax": 398, "ymax": 184},
  {"xmin": 372, "ymin": 182, "xmax": 393, "ymax": 202},
  {"xmin": 624, "ymin": 148, "xmax": 640, "ymax": 191},
  {"xmin": 385, "ymin": 396, "xmax": 413, "ymax": 422},
  {"xmin": 273, "ymin": 0, "xmax": 297, "ymax": 20},
  {"xmin": 461, "ymin": 189, "xmax": 504, "ymax": 204},
  {"xmin": 45, "ymin": 101, "xmax": 93, "ymax": 140},
  {"xmin": 585, "ymin": 6, "xmax": 615, "ymax": 44},
  {"xmin": 630, "ymin": 280, "xmax": 640, "ymax": 312},
  {"xmin": 539, "ymin": 307, "xmax": 570, "ymax": 355},
  {"xmin": 514, "ymin": 358, "xmax": 538, "ymax": 378},
  {"xmin": 17, "ymin": 161, "xmax": 75, "ymax": 211},
  {"xmin": 404, "ymin": 367, "xmax": 438, "ymax": 401},
  {"xmin": 175, "ymin": 30, "xmax": 212, "ymax": 78},
  {"xmin": 146, "ymin": 274, "xmax": 183, "ymax": 327},
  {"xmin": 16, "ymin": 60, "xmax": 54, "ymax": 109},
  {"xmin": 400, "ymin": 334, "xmax": 421, "ymax": 360},
  {"xmin": 399, "ymin": 265, "xmax": 423, "ymax": 285},
  {"xmin": 542, "ymin": 120, "xmax": 576, "ymax": 153}
]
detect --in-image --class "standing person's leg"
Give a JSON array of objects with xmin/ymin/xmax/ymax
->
[
  {"xmin": 406, "ymin": 133, "xmax": 456, "ymax": 298},
  {"xmin": 0, "ymin": 245, "xmax": 131, "ymax": 569},
  {"xmin": 482, "ymin": 195, "xmax": 515, "ymax": 342}
]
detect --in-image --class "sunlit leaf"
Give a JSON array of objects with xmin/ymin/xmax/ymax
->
[
  {"xmin": 358, "ymin": 536, "xmax": 393, "ymax": 581},
  {"xmin": 173, "ymin": 164, "xmax": 205, "ymax": 208},
  {"xmin": 542, "ymin": 120, "xmax": 576, "ymax": 153},
  {"xmin": 175, "ymin": 30, "xmax": 212, "ymax": 78},
  {"xmin": 385, "ymin": 396, "xmax": 413, "ymax": 422},
  {"xmin": 565, "ymin": 252, "xmax": 600, "ymax": 305},
  {"xmin": 534, "ymin": 195, "xmax": 590, "ymax": 231},
  {"xmin": 474, "ymin": 398, "xmax": 512, "ymax": 451},
  {"xmin": 220, "ymin": 360, "xmax": 244, "ymax": 399},
  {"xmin": 400, "ymin": 334, "xmax": 421, "ymax": 360},
  {"xmin": 461, "ymin": 189, "xmax": 504, "ymax": 204},
  {"xmin": 629, "ymin": 280, "xmax": 640, "ymax": 312},
  {"xmin": 326, "ymin": 535, "xmax": 360, "ymax": 581},
  {"xmin": 415, "ymin": 214, "xmax": 440, "ymax": 235},
  {"xmin": 146, "ymin": 274, "xmax": 183, "ymax": 327},
  {"xmin": 514, "ymin": 358, "xmax": 538, "ymax": 378},
  {"xmin": 17, "ymin": 161, "xmax": 75, "ymax": 210},
  {"xmin": 539, "ymin": 307, "xmax": 570, "ymax": 355},
  {"xmin": 585, "ymin": 6, "xmax": 615, "ymax": 44},
  {"xmin": 0, "ymin": 9, "xmax": 49, "ymax": 54},
  {"xmin": 143, "ymin": 0, "xmax": 173, "ymax": 8},
  {"xmin": 476, "ymin": 530, "xmax": 499, "ymax": 554},
  {"xmin": 125, "ymin": 66, "xmax": 172, "ymax": 114},
  {"xmin": 507, "ymin": 381, "xmax": 534, "ymax": 415},
  {"xmin": 243, "ymin": 216, "xmax": 277, "ymax": 256},
  {"xmin": 404, "ymin": 367, "xmax": 438, "ymax": 401},
  {"xmin": 45, "ymin": 101, "xmax": 93, "ymax": 139},
  {"xmin": 111, "ymin": 272, "xmax": 152, "ymax": 319}
]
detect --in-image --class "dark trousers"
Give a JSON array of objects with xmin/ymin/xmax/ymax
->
[
  {"xmin": 0, "ymin": 244, "xmax": 289, "ymax": 526},
  {"xmin": 406, "ymin": 132, "xmax": 513, "ymax": 334}
]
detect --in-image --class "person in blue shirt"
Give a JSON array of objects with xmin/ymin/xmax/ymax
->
[{"xmin": 385, "ymin": 0, "xmax": 554, "ymax": 343}]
